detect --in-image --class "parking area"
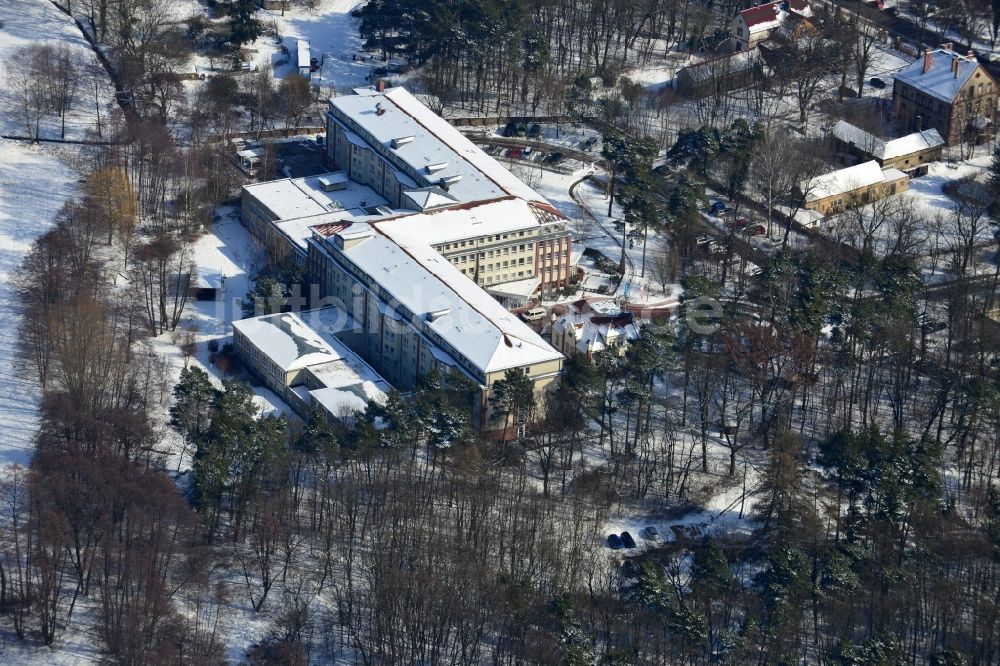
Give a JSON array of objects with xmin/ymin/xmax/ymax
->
[{"xmin": 275, "ymin": 136, "xmax": 327, "ymax": 178}]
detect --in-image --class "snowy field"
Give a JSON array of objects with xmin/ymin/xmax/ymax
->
[
  {"xmin": 0, "ymin": 0, "xmax": 114, "ymax": 140},
  {"xmin": 0, "ymin": 142, "xmax": 78, "ymax": 462}
]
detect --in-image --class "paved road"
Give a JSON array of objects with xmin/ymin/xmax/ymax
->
[{"xmin": 462, "ymin": 134, "xmax": 606, "ymax": 167}]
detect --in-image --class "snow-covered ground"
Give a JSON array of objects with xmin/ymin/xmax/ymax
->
[
  {"xmin": 0, "ymin": 141, "xmax": 79, "ymax": 465},
  {"xmin": 0, "ymin": 0, "xmax": 115, "ymax": 140}
]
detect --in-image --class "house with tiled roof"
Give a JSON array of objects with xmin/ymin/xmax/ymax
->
[
  {"xmin": 729, "ymin": 0, "xmax": 812, "ymax": 51},
  {"xmin": 892, "ymin": 46, "xmax": 998, "ymax": 145}
]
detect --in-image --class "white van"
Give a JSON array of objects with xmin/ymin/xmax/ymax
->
[{"xmin": 521, "ymin": 306, "xmax": 547, "ymax": 322}]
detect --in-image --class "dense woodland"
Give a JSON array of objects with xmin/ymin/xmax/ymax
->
[{"xmin": 1, "ymin": 0, "xmax": 1000, "ymax": 664}]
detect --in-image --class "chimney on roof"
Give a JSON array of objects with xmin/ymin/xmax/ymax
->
[
  {"xmin": 943, "ymin": 42, "xmax": 953, "ymax": 51},
  {"xmin": 375, "ymin": 102, "xmax": 385, "ymax": 116},
  {"xmin": 953, "ymin": 57, "xmax": 959, "ymax": 78},
  {"xmin": 375, "ymin": 78, "xmax": 387, "ymax": 92},
  {"xmin": 923, "ymin": 48, "xmax": 933, "ymax": 74}
]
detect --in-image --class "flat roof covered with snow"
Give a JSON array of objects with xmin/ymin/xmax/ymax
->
[
  {"xmin": 297, "ymin": 39, "xmax": 310, "ymax": 69},
  {"xmin": 313, "ymin": 223, "xmax": 563, "ymax": 377},
  {"xmin": 373, "ymin": 196, "xmax": 565, "ymax": 247},
  {"xmin": 243, "ymin": 173, "xmax": 389, "ymax": 221},
  {"xmin": 327, "ymin": 87, "xmax": 546, "ymax": 204},
  {"xmin": 234, "ymin": 310, "xmax": 357, "ymax": 372}
]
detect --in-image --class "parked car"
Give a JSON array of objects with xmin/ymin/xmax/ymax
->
[
  {"xmin": 695, "ymin": 235, "xmax": 712, "ymax": 246},
  {"xmin": 501, "ymin": 121, "xmax": 518, "ymax": 137},
  {"xmin": 709, "ymin": 200, "xmax": 727, "ymax": 215},
  {"xmin": 620, "ymin": 531, "xmax": 637, "ymax": 548},
  {"xmin": 870, "ymin": 77, "xmax": 887, "ymax": 89},
  {"xmin": 742, "ymin": 223, "xmax": 766, "ymax": 236},
  {"xmin": 921, "ymin": 320, "xmax": 947, "ymax": 333},
  {"xmin": 528, "ymin": 123, "xmax": 541, "ymax": 138},
  {"xmin": 581, "ymin": 136, "xmax": 598, "ymax": 151},
  {"xmin": 884, "ymin": 5, "xmax": 898, "ymax": 15},
  {"xmin": 607, "ymin": 534, "xmax": 624, "ymax": 549},
  {"xmin": 642, "ymin": 526, "xmax": 661, "ymax": 542},
  {"xmin": 545, "ymin": 152, "xmax": 564, "ymax": 164},
  {"xmin": 521, "ymin": 306, "xmax": 547, "ymax": 321}
]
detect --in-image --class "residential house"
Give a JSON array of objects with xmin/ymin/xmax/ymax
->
[
  {"xmin": 892, "ymin": 46, "xmax": 998, "ymax": 145},
  {"xmin": 799, "ymin": 160, "xmax": 909, "ymax": 216},
  {"xmin": 831, "ymin": 120, "xmax": 944, "ymax": 175},
  {"xmin": 729, "ymin": 0, "xmax": 812, "ymax": 51},
  {"xmin": 675, "ymin": 49, "xmax": 765, "ymax": 98},
  {"xmin": 550, "ymin": 299, "xmax": 640, "ymax": 358}
]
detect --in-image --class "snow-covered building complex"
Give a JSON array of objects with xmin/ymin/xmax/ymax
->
[
  {"xmin": 323, "ymin": 86, "xmax": 573, "ymax": 295},
  {"xmin": 238, "ymin": 86, "xmax": 568, "ymax": 428},
  {"xmin": 240, "ymin": 87, "xmax": 573, "ymax": 298}
]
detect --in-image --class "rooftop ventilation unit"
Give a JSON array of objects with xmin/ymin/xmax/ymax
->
[
  {"xmin": 438, "ymin": 174, "xmax": 463, "ymax": 186},
  {"xmin": 375, "ymin": 102, "xmax": 385, "ymax": 116},
  {"xmin": 426, "ymin": 308, "xmax": 452, "ymax": 322},
  {"xmin": 425, "ymin": 162, "xmax": 448, "ymax": 173},
  {"xmin": 391, "ymin": 136, "xmax": 414, "ymax": 148},
  {"xmin": 318, "ymin": 174, "xmax": 348, "ymax": 191}
]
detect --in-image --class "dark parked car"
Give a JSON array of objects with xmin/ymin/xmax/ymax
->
[
  {"xmin": 545, "ymin": 152, "xmax": 564, "ymax": 164},
  {"xmin": 884, "ymin": 6, "xmax": 898, "ymax": 15},
  {"xmin": 922, "ymin": 320, "xmax": 947, "ymax": 333},
  {"xmin": 607, "ymin": 534, "xmax": 624, "ymax": 549},
  {"xmin": 528, "ymin": 123, "xmax": 541, "ymax": 138},
  {"xmin": 870, "ymin": 77, "xmax": 886, "ymax": 89},
  {"xmin": 501, "ymin": 121, "xmax": 518, "ymax": 137},
  {"xmin": 709, "ymin": 200, "xmax": 726, "ymax": 215},
  {"xmin": 620, "ymin": 531, "xmax": 637, "ymax": 548}
]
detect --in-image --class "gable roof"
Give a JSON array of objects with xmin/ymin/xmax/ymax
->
[
  {"xmin": 832, "ymin": 121, "xmax": 945, "ymax": 161},
  {"xmin": 679, "ymin": 49, "xmax": 761, "ymax": 83},
  {"xmin": 803, "ymin": 160, "xmax": 905, "ymax": 202},
  {"xmin": 313, "ymin": 223, "xmax": 563, "ymax": 376},
  {"xmin": 328, "ymin": 87, "xmax": 546, "ymax": 204},
  {"xmin": 894, "ymin": 48, "xmax": 986, "ymax": 103},
  {"xmin": 739, "ymin": 2, "xmax": 782, "ymax": 31}
]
